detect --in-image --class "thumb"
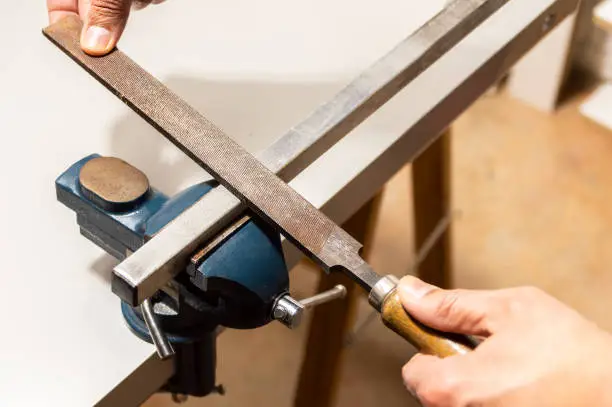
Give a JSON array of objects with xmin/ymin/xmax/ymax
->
[
  {"xmin": 398, "ymin": 276, "xmax": 501, "ymax": 337},
  {"xmin": 81, "ymin": 0, "xmax": 132, "ymax": 56}
]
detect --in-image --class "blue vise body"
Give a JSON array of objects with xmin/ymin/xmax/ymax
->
[{"xmin": 56, "ymin": 154, "xmax": 289, "ymax": 329}]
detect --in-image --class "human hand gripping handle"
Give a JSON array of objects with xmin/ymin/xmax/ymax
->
[
  {"xmin": 370, "ymin": 275, "xmax": 478, "ymax": 357},
  {"xmin": 397, "ymin": 276, "xmax": 612, "ymax": 407},
  {"xmin": 47, "ymin": 0, "xmax": 166, "ymax": 56},
  {"xmin": 380, "ymin": 291, "xmax": 478, "ymax": 357}
]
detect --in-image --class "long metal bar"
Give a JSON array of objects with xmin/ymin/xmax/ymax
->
[
  {"xmin": 44, "ymin": 0, "xmax": 512, "ymax": 306},
  {"xmin": 258, "ymin": 0, "xmax": 513, "ymax": 182}
]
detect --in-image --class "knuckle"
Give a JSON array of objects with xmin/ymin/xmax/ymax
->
[
  {"xmin": 432, "ymin": 291, "xmax": 488, "ymax": 333},
  {"xmin": 484, "ymin": 286, "xmax": 549, "ymax": 330},
  {"xmin": 496, "ymin": 286, "xmax": 543, "ymax": 314},
  {"xmin": 132, "ymin": 0, "xmax": 152, "ymax": 10},
  {"xmin": 509, "ymin": 286, "xmax": 544, "ymax": 309},
  {"xmin": 494, "ymin": 292, "xmax": 521, "ymax": 317},
  {"xmin": 402, "ymin": 355, "xmax": 426, "ymax": 388},
  {"xmin": 131, "ymin": 0, "xmax": 166, "ymax": 11},
  {"xmin": 418, "ymin": 375, "xmax": 463, "ymax": 407},
  {"xmin": 519, "ymin": 286, "xmax": 545, "ymax": 300},
  {"xmin": 90, "ymin": 0, "xmax": 130, "ymax": 20},
  {"xmin": 418, "ymin": 386, "xmax": 446, "ymax": 407},
  {"xmin": 401, "ymin": 363, "xmax": 412, "ymax": 383},
  {"xmin": 434, "ymin": 291, "xmax": 461, "ymax": 321}
]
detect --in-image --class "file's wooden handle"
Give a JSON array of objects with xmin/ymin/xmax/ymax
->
[{"xmin": 381, "ymin": 291, "xmax": 477, "ymax": 357}]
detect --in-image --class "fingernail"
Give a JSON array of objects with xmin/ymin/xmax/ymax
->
[
  {"xmin": 399, "ymin": 277, "xmax": 435, "ymax": 300},
  {"xmin": 82, "ymin": 26, "xmax": 111, "ymax": 54}
]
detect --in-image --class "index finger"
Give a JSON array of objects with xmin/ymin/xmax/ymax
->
[{"xmin": 47, "ymin": 0, "xmax": 79, "ymax": 23}]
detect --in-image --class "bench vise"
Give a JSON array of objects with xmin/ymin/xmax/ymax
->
[{"xmin": 56, "ymin": 154, "xmax": 346, "ymax": 400}]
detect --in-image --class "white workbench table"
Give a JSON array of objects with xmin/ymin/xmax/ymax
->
[
  {"xmin": 0, "ymin": 0, "xmax": 571, "ymax": 405},
  {"xmin": 0, "ymin": 2, "xmax": 444, "ymax": 405}
]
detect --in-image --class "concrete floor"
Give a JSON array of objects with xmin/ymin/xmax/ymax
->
[{"xmin": 144, "ymin": 86, "xmax": 612, "ymax": 407}]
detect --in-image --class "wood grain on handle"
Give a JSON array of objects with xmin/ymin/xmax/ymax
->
[{"xmin": 381, "ymin": 291, "xmax": 477, "ymax": 357}]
